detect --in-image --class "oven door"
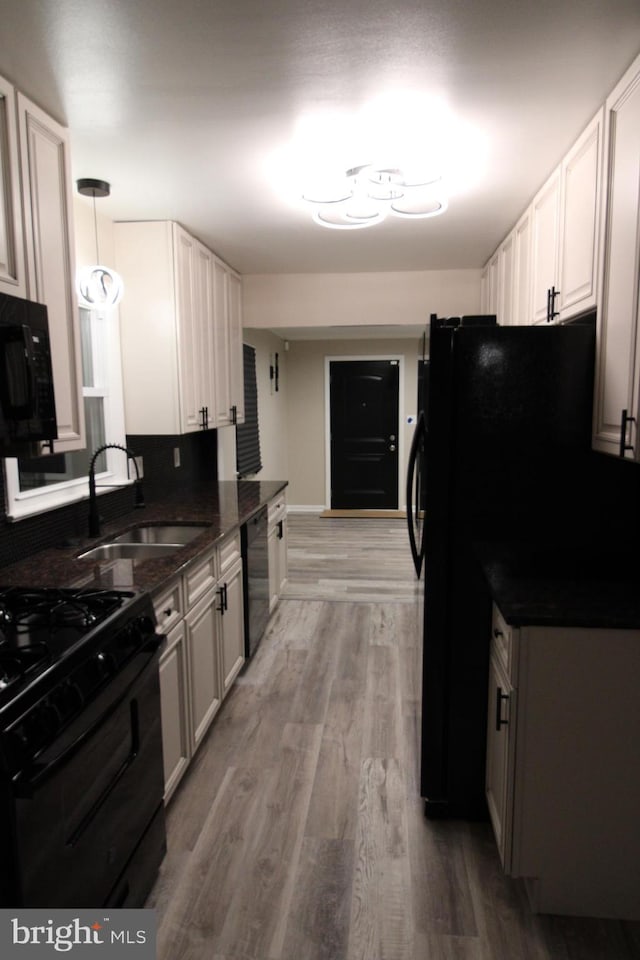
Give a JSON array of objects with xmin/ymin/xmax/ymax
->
[{"xmin": 9, "ymin": 649, "xmax": 164, "ymax": 907}]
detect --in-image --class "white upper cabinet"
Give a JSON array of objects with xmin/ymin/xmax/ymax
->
[
  {"xmin": 17, "ymin": 92, "xmax": 85, "ymax": 452},
  {"xmin": 0, "ymin": 75, "xmax": 26, "ymax": 298},
  {"xmin": 487, "ymin": 108, "xmax": 603, "ymax": 329},
  {"xmin": 512, "ymin": 208, "xmax": 532, "ymax": 326},
  {"xmin": 593, "ymin": 54, "xmax": 640, "ymax": 459},
  {"xmin": 173, "ymin": 228, "xmax": 217, "ymax": 432},
  {"xmin": 114, "ymin": 220, "xmax": 243, "ymax": 435},
  {"xmin": 497, "ymin": 230, "xmax": 515, "ymax": 326},
  {"xmin": 557, "ymin": 109, "xmax": 603, "ymax": 320},
  {"xmin": 211, "ymin": 261, "xmax": 245, "ymax": 428},
  {"xmin": 227, "ymin": 270, "xmax": 245, "ymax": 424},
  {"xmin": 530, "ymin": 165, "xmax": 561, "ymax": 324}
]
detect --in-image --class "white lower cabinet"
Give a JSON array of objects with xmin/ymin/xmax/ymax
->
[
  {"xmin": 185, "ymin": 584, "xmax": 223, "ymax": 751},
  {"xmin": 218, "ymin": 555, "xmax": 245, "ymax": 695},
  {"xmin": 267, "ymin": 492, "xmax": 288, "ymax": 612},
  {"xmin": 485, "ymin": 649, "xmax": 516, "ymax": 870},
  {"xmin": 158, "ymin": 621, "xmax": 190, "ymax": 804},
  {"xmin": 486, "ymin": 602, "xmax": 640, "ymax": 920},
  {"xmin": 154, "ymin": 531, "xmax": 245, "ymax": 802}
]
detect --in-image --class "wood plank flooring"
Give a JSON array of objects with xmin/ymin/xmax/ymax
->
[
  {"xmin": 283, "ymin": 515, "xmax": 417, "ymax": 602},
  {"xmin": 148, "ymin": 515, "xmax": 640, "ymax": 960}
]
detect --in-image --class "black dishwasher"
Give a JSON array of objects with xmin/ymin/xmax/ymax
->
[{"xmin": 241, "ymin": 507, "xmax": 270, "ymax": 658}]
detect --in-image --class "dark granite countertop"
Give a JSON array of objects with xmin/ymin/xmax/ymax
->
[
  {"xmin": 0, "ymin": 480, "xmax": 287, "ymax": 597},
  {"xmin": 478, "ymin": 541, "xmax": 640, "ymax": 629}
]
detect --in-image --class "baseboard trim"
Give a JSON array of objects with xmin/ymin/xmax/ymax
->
[{"xmin": 319, "ymin": 509, "xmax": 407, "ymax": 519}]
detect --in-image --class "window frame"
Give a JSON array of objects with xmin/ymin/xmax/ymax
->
[{"xmin": 3, "ymin": 306, "xmax": 130, "ymax": 521}]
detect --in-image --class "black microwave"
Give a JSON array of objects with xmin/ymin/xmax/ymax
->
[{"xmin": 0, "ymin": 291, "xmax": 58, "ymax": 458}]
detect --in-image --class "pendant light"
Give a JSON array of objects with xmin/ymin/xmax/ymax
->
[{"xmin": 76, "ymin": 178, "xmax": 124, "ymax": 309}]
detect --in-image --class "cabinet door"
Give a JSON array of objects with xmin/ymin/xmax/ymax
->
[
  {"xmin": 185, "ymin": 586, "xmax": 221, "ymax": 752},
  {"xmin": 480, "ymin": 264, "xmax": 489, "ymax": 314},
  {"xmin": 174, "ymin": 224, "xmax": 203, "ymax": 433},
  {"xmin": 594, "ymin": 56, "xmax": 640, "ymax": 459},
  {"xmin": 218, "ymin": 557, "xmax": 245, "ymax": 696},
  {"xmin": 558, "ymin": 109, "xmax": 603, "ymax": 320},
  {"xmin": 212, "ymin": 258, "xmax": 232, "ymax": 427},
  {"xmin": 267, "ymin": 525, "xmax": 279, "ymax": 612},
  {"xmin": 276, "ymin": 517, "xmax": 288, "ymax": 596},
  {"xmin": 486, "ymin": 249, "xmax": 499, "ymax": 318},
  {"xmin": 512, "ymin": 207, "xmax": 532, "ymax": 326},
  {"xmin": 530, "ymin": 167, "xmax": 561, "ymax": 324},
  {"xmin": 498, "ymin": 231, "xmax": 515, "ymax": 325},
  {"xmin": 0, "ymin": 75, "xmax": 26, "ymax": 297},
  {"xmin": 227, "ymin": 270, "xmax": 245, "ymax": 424},
  {"xmin": 159, "ymin": 621, "xmax": 191, "ymax": 803},
  {"xmin": 18, "ymin": 93, "xmax": 85, "ymax": 451},
  {"xmin": 486, "ymin": 653, "xmax": 516, "ymax": 872},
  {"xmin": 195, "ymin": 241, "xmax": 216, "ymax": 428}
]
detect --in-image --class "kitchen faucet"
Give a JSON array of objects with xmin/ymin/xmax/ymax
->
[{"xmin": 88, "ymin": 443, "xmax": 145, "ymax": 537}]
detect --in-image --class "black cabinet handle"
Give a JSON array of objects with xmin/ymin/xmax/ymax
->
[
  {"xmin": 495, "ymin": 686, "xmax": 509, "ymax": 731},
  {"xmin": 277, "ymin": 519, "xmax": 283, "ymax": 540},
  {"xmin": 620, "ymin": 409, "xmax": 636, "ymax": 458},
  {"xmin": 549, "ymin": 285, "xmax": 560, "ymax": 322},
  {"xmin": 216, "ymin": 583, "xmax": 228, "ymax": 614},
  {"xmin": 230, "ymin": 404, "xmax": 238, "ymax": 425},
  {"xmin": 546, "ymin": 288, "xmax": 552, "ymax": 322}
]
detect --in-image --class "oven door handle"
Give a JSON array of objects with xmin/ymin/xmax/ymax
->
[{"xmin": 12, "ymin": 643, "xmax": 160, "ymax": 799}]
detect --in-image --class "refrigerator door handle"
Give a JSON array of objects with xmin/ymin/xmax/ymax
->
[{"xmin": 406, "ymin": 410, "xmax": 427, "ymax": 577}]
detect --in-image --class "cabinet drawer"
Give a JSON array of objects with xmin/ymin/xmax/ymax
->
[
  {"xmin": 218, "ymin": 530, "xmax": 241, "ymax": 576},
  {"xmin": 268, "ymin": 491, "xmax": 287, "ymax": 527},
  {"xmin": 184, "ymin": 547, "xmax": 218, "ymax": 609},
  {"xmin": 491, "ymin": 605, "xmax": 516, "ymax": 682},
  {"xmin": 153, "ymin": 579, "xmax": 184, "ymax": 635}
]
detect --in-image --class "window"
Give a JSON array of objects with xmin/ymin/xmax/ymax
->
[
  {"xmin": 236, "ymin": 343, "xmax": 262, "ymax": 477},
  {"xmin": 3, "ymin": 307, "xmax": 128, "ymax": 520}
]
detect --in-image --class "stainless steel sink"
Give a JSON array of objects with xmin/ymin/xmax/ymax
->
[
  {"xmin": 112, "ymin": 524, "xmax": 209, "ymax": 546},
  {"xmin": 77, "ymin": 542, "xmax": 183, "ymax": 561}
]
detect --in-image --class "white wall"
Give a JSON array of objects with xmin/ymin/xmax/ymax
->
[
  {"xmin": 284, "ymin": 337, "xmax": 420, "ymax": 509},
  {"xmin": 242, "ymin": 328, "xmax": 288, "ymax": 480},
  {"xmin": 243, "ymin": 268, "xmax": 482, "ymax": 329}
]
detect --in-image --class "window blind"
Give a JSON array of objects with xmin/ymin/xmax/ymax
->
[{"xmin": 236, "ymin": 343, "xmax": 262, "ymax": 477}]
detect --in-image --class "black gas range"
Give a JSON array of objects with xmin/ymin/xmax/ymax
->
[{"xmin": 0, "ymin": 585, "xmax": 166, "ymax": 908}]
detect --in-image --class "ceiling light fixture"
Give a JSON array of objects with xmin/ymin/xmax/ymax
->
[
  {"xmin": 302, "ymin": 164, "xmax": 448, "ymax": 230},
  {"xmin": 76, "ymin": 178, "xmax": 124, "ymax": 309}
]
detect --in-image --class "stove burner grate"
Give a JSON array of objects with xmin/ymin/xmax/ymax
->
[{"xmin": 0, "ymin": 587, "xmax": 131, "ymax": 690}]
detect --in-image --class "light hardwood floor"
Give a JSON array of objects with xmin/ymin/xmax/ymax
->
[{"xmin": 148, "ymin": 515, "xmax": 640, "ymax": 960}]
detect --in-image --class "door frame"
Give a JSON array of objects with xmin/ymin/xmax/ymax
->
[{"xmin": 324, "ymin": 354, "xmax": 405, "ymax": 510}]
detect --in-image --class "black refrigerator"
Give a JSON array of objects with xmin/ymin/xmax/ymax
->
[{"xmin": 414, "ymin": 313, "xmax": 596, "ymax": 819}]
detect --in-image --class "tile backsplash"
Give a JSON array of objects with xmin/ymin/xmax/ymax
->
[{"xmin": 0, "ymin": 431, "xmax": 218, "ymax": 570}]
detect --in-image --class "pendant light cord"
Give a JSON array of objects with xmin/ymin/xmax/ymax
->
[{"xmin": 92, "ymin": 192, "xmax": 100, "ymax": 264}]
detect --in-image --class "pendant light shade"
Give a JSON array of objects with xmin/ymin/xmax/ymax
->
[{"xmin": 76, "ymin": 178, "xmax": 124, "ymax": 309}]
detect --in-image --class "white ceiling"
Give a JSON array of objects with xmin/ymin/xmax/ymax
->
[{"xmin": 2, "ymin": 1, "xmax": 640, "ymax": 277}]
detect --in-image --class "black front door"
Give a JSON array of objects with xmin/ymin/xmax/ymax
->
[{"xmin": 330, "ymin": 359, "xmax": 399, "ymax": 509}]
